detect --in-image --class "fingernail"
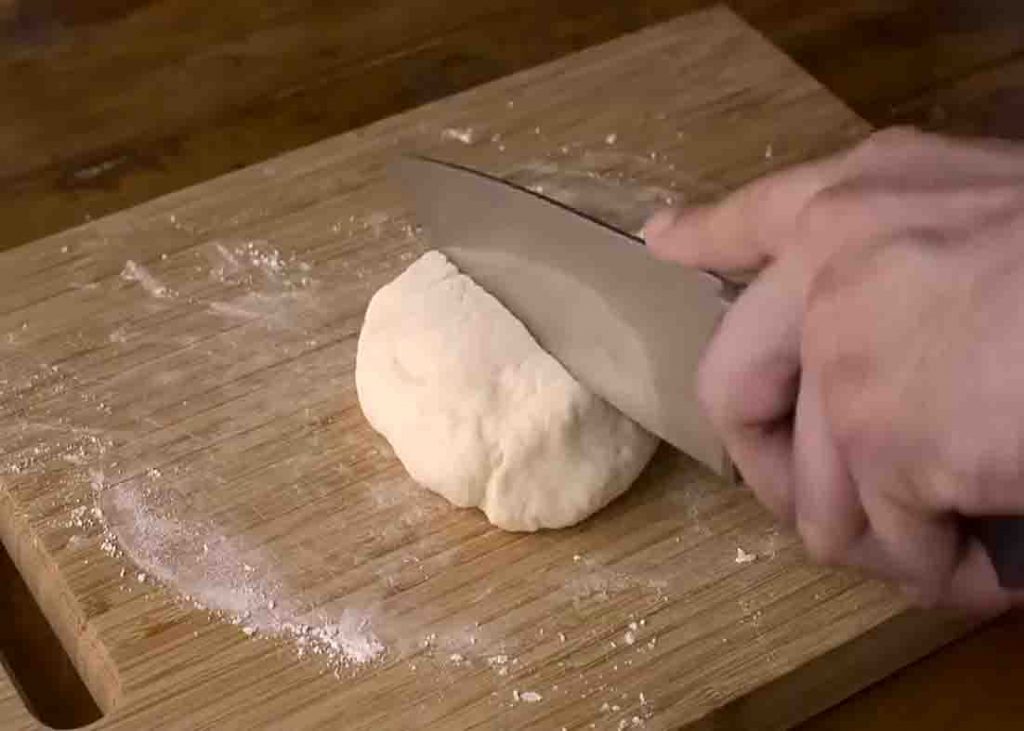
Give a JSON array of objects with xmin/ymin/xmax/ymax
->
[{"xmin": 642, "ymin": 208, "xmax": 678, "ymax": 242}]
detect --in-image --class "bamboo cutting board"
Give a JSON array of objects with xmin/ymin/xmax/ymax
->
[{"xmin": 0, "ymin": 7, "xmax": 974, "ymax": 730}]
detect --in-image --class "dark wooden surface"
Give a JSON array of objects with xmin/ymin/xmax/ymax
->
[
  {"xmin": 3, "ymin": 0, "xmax": 1024, "ymax": 253},
  {"xmin": 2, "ymin": 1, "xmax": 1024, "ymax": 728}
]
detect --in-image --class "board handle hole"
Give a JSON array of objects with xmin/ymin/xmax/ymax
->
[{"xmin": 0, "ymin": 542, "xmax": 103, "ymax": 729}]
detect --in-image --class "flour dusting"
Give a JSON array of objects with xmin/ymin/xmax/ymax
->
[
  {"xmin": 121, "ymin": 260, "xmax": 171, "ymax": 298},
  {"xmin": 441, "ymin": 127, "xmax": 476, "ymax": 144},
  {"xmin": 207, "ymin": 239, "xmax": 311, "ymax": 288},
  {"xmin": 99, "ymin": 481, "xmax": 385, "ymax": 668},
  {"xmin": 564, "ymin": 557, "xmax": 669, "ymax": 604}
]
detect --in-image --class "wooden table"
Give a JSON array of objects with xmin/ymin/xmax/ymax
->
[{"xmin": 2, "ymin": 1, "xmax": 1024, "ymax": 729}]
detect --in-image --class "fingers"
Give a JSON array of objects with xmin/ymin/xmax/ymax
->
[
  {"xmin": 840, "ymin": 530, "xmax": 1017, "ymax": 614},
  {"xmin": 643, "ymin": 155, "xmax": 845, "ymax": 272},
  {"xmin": 846, "ymin": 126, "xmax": 1024, "ymax": 183},
  {"xmin": 792, "ymin": 362, "xmax": 867, "ymax": 564},
  {"xmin": 697, "ymin": 256, "xmax": 807, "ymax": 522},
  {"xmin": 795, "ymin": 467, "xmax": 1016, "ymax": 613},
  {"xmin": 858, "ymin": 471, "xmax": 961, "ymax": 605},
  {"xmin": 644, "ymin": 126, "xmax": 1024, "ymax": 276},
  {"xmin": 797, "ymin": 180, "xmax": 1024, "ymax": 255},
  {"xmin": 810, "ymin": 463, "xmax": 1022, "ymax": 612},
  {"xmin": 788, "ymin": 357, "xmax": 957, "ymax": 601},
  {"xmin": 943, "ymin": 538, "xmax": 1019, "ymax": 615}
]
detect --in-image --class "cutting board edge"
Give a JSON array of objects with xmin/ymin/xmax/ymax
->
[
  {"xmin": 0, "ymin": 489, "xmax": 121, "ymax": 716},
  {"xmin": 687, "ymin": 608, "xmax": 978, "ymax": 730}
]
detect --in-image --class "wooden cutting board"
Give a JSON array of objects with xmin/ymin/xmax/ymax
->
[{"xmin": 0, "ymin": 7, "xmax": 974, "ymax": 730}]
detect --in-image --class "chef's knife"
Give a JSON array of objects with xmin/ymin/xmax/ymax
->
[
  {"xmin": 394, "ymin": 155, "xmax": 736, "ymax": 476},
  {"xmin": 394, "ymin": 154, "xmax": 1024, "ymax": 590}
]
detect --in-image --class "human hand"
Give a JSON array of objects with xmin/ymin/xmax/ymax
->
[{"xmin": 644, "ymin": 127, "xmax": 1024, "ymax": 613}]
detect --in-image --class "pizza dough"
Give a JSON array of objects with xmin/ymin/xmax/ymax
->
[{"xmin": 355, "ymin": 251, "xmax": 659, "ymax": 531}]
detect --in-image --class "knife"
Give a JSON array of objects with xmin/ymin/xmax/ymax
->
[
  {"xmin": 394, "ymin": 155, "xmax": 1024, "ymax": 589},
  {"xmin": 394, "ymin": 155, "xmax": 736, "ymax": 476}
]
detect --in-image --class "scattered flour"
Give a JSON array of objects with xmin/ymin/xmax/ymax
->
[
  {"xmin": 121, "ymin": 260, "xmax": 171, "ymax": 298},
  {"xmin": 564, "ymin": 560, "xmax": 668, "ymax": 604},
  {"xmin": 97, "ymin": 478, "xmax": 385, "ymax": 669},
  {"xmin": 504, "ymin": 160, "xmax": 680, "ymax": 235},
  {"xmin": 441, "ymin": 127, "xmax": 476, "ymax": 144},
  {"xmin": 207, "ymin": 239, "xmax": 312, "ymax": 288}
]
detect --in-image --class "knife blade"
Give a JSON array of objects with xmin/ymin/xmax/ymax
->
[{"xmin": 394, "ymin": 155, "xmax": 735, "ymax": 475}]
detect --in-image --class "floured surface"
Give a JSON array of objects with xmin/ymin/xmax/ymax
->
[{"xmin": 0, "ymin": 9, "xmax": 971, "ymax": 731}]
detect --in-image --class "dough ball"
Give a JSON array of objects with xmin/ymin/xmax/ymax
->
[{"xmin": 355, "ymin": 251, "xmax": 659, "ymax": 532}]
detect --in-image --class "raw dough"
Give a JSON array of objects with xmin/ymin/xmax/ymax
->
[{"xmin": 355, "ymin": 251, "xmax": 658, "ymax": 531}]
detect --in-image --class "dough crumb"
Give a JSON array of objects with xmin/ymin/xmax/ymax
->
[
  {"xmin": 441, "ymin": 127, "xmax": 475, "ymax": 144},
  {"xmin": 735, "ymin": 546, "xmax": 757, "ymax": 564}
]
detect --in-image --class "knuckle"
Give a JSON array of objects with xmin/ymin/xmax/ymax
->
[
  {"xmin": 935, "ymin": 444, "xmax": 978, "ymax": 503},
  {"xmin": 860, "ymin": 125, "xmax": 925, "ymax": 155},
  {"xmin": 968, "ymin": 183, "xmax": 1024, "ymax": 218},
  {"xmin": 925, "ymin": 466, "xmax": 965, "ymax": 513},
  {"xmin": 694, "ymin": 352, "xmax": 726, "ymax": 426},
  {"xmin": 800, "ymin": 179, "xmax": 878, "ymax": 229},
  {"xmin": 797, "ymin": 518, "xmax": 848, "ymax": 566},
  {"xmin": 803, "ymin": 247, "xmax": 855, "ymax": 316},
  {"xmin": 805, "ymin": 252, "xmax": 845, "ymax": 305},
  {"xmin": 804, "ymin": 237, "xmax": 907, "ymax": 314},
  {"xmin": 824, "ymin": 381, "xmax": 881, "ymax": 456},
  {"xmin": 933, "ymin": 437, "xmax": 1021, "ymax": 513},
  {"xmin": 843, "ymin": 126, "xmax": 929, "ymax": 171},
  {"xmin": 795, "ymin": 186, "xmax": 849, "ymax": 240},
  {"xmin": 902, "ymin": 581, "xmax": 942, "ymax": 610}
]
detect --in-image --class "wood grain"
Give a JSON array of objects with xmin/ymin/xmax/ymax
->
[
  {"xmin": 0, "ymin": 9, "xmax": 976, "ymax": 729},
  {"xmin": 2, "ymin": 0, "xmax": 1024, "ymax": 253}
]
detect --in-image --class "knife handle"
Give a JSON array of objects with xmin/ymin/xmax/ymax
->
[{"xmin": 966, "ymin": 517, "xmax": 1024, "ymax": 589}]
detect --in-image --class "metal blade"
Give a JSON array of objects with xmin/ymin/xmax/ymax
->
[{"xmin": 394, "ymin": 155, "xmax": 733, "ymax": 475}]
